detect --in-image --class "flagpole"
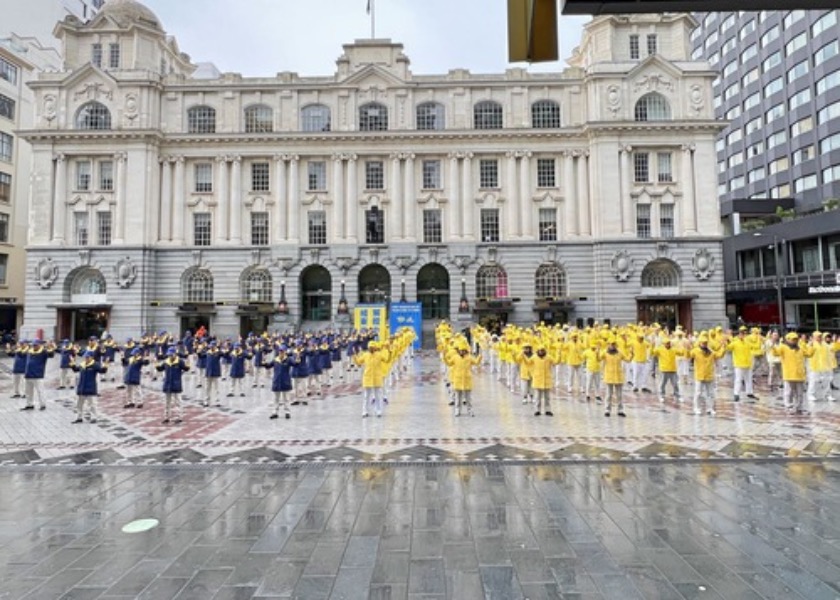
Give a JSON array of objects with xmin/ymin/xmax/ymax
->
[{"xmin": 370, "ymin": 0, "xmax": 376, "ymax": 38}]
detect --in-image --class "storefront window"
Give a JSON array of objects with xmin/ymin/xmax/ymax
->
[{"xmin": 792, "ymin": 240, "xmax": 821, "ymax": 273}]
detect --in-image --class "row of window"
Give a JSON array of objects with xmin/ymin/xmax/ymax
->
[
  {"xmin": 0, "ymin": 94, "xmax": 14, "ymax": 121},
  {"xmin": 628, "ymin": 33, "xmax": 658, "ymax": 60},
  {"xmin": 0, "ymin": 132, "xmax": 11, "ymax": 162},
  {"xmin": 0, "ymin": 57, "xmax": 17, "ymax": 86},
  {"xmin": 738, "ymin": 233, "xmax": 840, "ymax": 280},
  {"xmin": 90, "ymin": 42, "xmax": 120, "ymax": 69}
]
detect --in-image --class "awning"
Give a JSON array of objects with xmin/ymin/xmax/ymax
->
[
  {"xmin": 235, "ymin": 303, "xmax": 277, "ymax": 316},
  {"xmin": 532, "ymin": 298, "xmax": 575, "ymax": 311},
  {"xmin": 48, "ymin": 303, "xmax": 113, "ymax": 309},
  {"xmin": 176, "ymin": 303, "xmax": 217, "ymax": 315},
  {"xmin": 634, "ymin": 295, "xmax": 699, "ymax": 301}
]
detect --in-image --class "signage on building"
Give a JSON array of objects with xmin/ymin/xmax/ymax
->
[
  {"xmin": 808, "ymin": 286, "xmax": 840, "ymax": 294},
  {"xmin": 354, "ymin": 304, "xmax": 389, "ymax": 341},
  {"xmin": 389, "ymin": 302, "xmax": 422, "ymax": 349}
]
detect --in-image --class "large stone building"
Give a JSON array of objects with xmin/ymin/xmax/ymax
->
[{"xmin": 19, "ymin": 0, "xmax": 725, "ymax": 341}]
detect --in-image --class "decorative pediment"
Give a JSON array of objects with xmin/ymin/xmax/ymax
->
[
  {"xmin": 475, "ymin": 191, "xmax": 504, "ymax": 206},
  {"xmin": 417, "ymin": 192, "xmax": 447, "ymax": 205},
  {"xmin": 626, "ymin": 55, "xmax": 683, "ymax": 91},
  {"xmin": 360, "ymin": 193, "xmax": 388, "ymax": 206},
  {"xmin": 630, "ymin": 186, "xmax": 681, "ymax": 200},
  {"xmin": 338, "ymin": 64, "xmax": 406, "ymax": 87},
  {"xmin": 302, "ymin": 192, "xmax": 329, "ymax": 207},
  {"xmin": 532, "ymin": 191, "xmax": 562, "ymax": 204},
  {"xmin": 63, "ymin": 65, "xmax": 118, "ymax": 102}
]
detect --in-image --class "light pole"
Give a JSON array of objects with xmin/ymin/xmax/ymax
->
[
  {"xmin": 277, "ymin": 280, "xmax": 288, "ymax": 314},
  {"xmin": 459, "ymin": 277, "xmax": 470, "ymax": 313},
  {"xmin": 337, "ymin": 279, "xmax": 348, "ymax": 315},
  {"xmin": 754, "ymin": 232, "xmax": 785, "ymax": 330},
  {"xmin": 400, "ymin": 278, "xmax": 406, "ymax": 303}
]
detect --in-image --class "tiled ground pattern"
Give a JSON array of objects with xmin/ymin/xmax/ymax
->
[{"xmin": 0, "ymin": 462, "xmax": 838, "ymax": 599}]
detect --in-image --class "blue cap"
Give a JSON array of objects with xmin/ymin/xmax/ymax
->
[
  {"xmin": 131, "ymin": 347, "xmax": 143, "ymax": 356},
  {"xmin": 83, "ymin": 350, "xmax": 94, "ymax": 358},
  {"xmin": 278, "ymin": 345, "xmax": 288, "ymax": 352},
  {"xmin": 166, "ymin": 347, "xmax": 177, "ymax": 355}
]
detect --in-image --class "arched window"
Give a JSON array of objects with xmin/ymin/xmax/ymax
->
[
  {"xmin": 359, "ymin": 102, "xmax": 388, "ymax": 131},
  {"xmin": 76, "ymin": 101, "xmax": 111, "ymax": 130},
  {"xmin": 641, "ymin": 259, "xmax": 679, "ymax": 288},
  {"xmin": 244, "ymin": 104, "xmax": 273, "ymax": 133},
  {"xmin": 358, "ymin": 264, "xmax": 391, "ymax": 304},
  {"xmin": 474, "ymin": 100, "xmax": 503, "ymax": 130},
  {"xmin": 187, "ymin": 105, "xmax": 216, "ymax": 133},
  {"xmin": 634, "ymin": 93, "xmax": 671, "ymax": 121},
  {"xmin": 535, "ymin": 263, "xmax": 567, "ymax": 298},
  {"xmin": 183, "ymin": 268, "xmax": 214, "ymax": 303},
  {"xmin": 301, "ymin": 104, "xmax": 331, "ymax": 132},
  {"xmin": 416, "ymin": 102, "xmax": 445, "ymax": 130},
  {"xmin": 241, "ymin": 267, "xmax": 272, "ymax": 303},
  {"xmin": 417, "ymin": 263, "xmax": 450, "ymax": 319},
  {"xmin": 476, "ymin": 264, "xmax": 508, "ymax": 299},
  {"xmin": 531, "ymin": 100, "xmax": 561, "ymax": 128},
  {"xmin": 300, "ymin": 265, "xmax": 331, "ymax": 321},
  {"xmin": 71, "ymin": 268, "xmax": 106, "ymax": 295}
]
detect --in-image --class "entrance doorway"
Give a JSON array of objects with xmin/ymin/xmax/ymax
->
[
  {"xmin": 358, "ymin": 264, "xmax": 391, "ymax": 305},
  {"xmin": 180, "ymin": 314, "xmax": 211, "ymax": 338},
  {"xmin": 57, "ymin": 307, "xmax": 110, "ymax": 341},
  {"xmin": 636, "ymin": 299, "xmax": 692, "ymax": 331},
  {"xmin": 301, "ymin": 265, "xmax": 332, "ymax": 322},
  {"xmin": 417, "ymin": 263, "xmax": 450, "ymax": 320}
]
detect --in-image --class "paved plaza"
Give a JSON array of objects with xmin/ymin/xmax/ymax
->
[{"xmin": 0, "ymin": 355, "xmax": 839, "ymax": 598}]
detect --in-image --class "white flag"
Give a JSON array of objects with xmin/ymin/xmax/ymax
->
[{"xmin": 366, "ymin": 0, "xmax": 371, "ymax": 14}]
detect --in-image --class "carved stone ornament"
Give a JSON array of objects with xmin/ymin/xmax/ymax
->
[
  {"xmin": 74, "ymin": 81, "xmax": 113, "ymax": 101},
  {"xmin": 606, "ymin": 84, "xmax": 621, "ymax": 116},
  {"xmin": 43, "ymin": 94, "xmax": 57, "ymax": 122},
  {"xmin": 610, "ymin": 250, "xmax": 634, "ymax": 282},
  {"xmin": 391, "ymin": 255, "xmax": 418, "ymax": 274},
  {"xmin": 124, "ymin": 93, "xmax": 139, "ymax": 121},
  {"xmin": 334, "ymin": 256, "xmax": 359, "ymax": 275},
  {"xmin": 113, "ymin": 257, "xmax": 137, "ymax": 289},
  {"xmin": 688, "ymin": 83, "xmax": 704, "ymax": 117},
  {"xmin": 692, "ymin": 248, "xmax": 716, "ymax": 281},
  {"xmin": 633, "ymin": 73, "xmax": 673, "ymax": 94},
  {"xmin": 276, "ymin": 256, "xmax": 300, "ymax": 276},
  {"xmin": 35, "ymin": 258, "xmax": 59, "ymax": 289}
]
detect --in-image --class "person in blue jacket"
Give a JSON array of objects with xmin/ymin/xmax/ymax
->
[
  {"xmin": 57, "ymin": 340, "xmax": 77, "ymax": 390},
  {"xmin": 225, "ymin": 342, "xmax": 251, "ymax": 397},
  {"xmin": 290, "ymin": 342, "xmax": 310, "ymax": 404},
  {"xmin": 7, "ymin": 340, "xmax": 28, "ymax": 399},
  {"xmin": 201, "ymin": 340, "xmax": 223, "ymax": 406},
  {"xmin": 71, "ymin": 350, "xmax": 107, "ymax": 423},
  {"xmin": 265, "ymin": 345, "xmax": 294, "ymax": 419},
  {"xmin": 156, "ymin": 346, "xmax": 190, "ymax": 424},
  {"xmin": 22, "ymin": 339, "xmax": 55, "ymax": 411},
  {"xmin": 123, "ymin": 347, "xmax": 149, "ymax": 408},
  {"xmin": 251, "ymin": 338, "xmax": 268, "ymax": 389}
]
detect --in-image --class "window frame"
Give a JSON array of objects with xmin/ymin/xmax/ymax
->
[
  {"xmin": 480, "ymin": 208, "xmax": 500, "ymax": 243},
  {"xmin": 358, "ymin": 102, "xmax": 388, "ymax": 132},
  {"xmin": 76, "ymin": 101, "xmax": 111, "ymax": 130},
  {"xmin": 364, "ymin": 160, "xmax": 384, "ymax": 191},
  {"xmin": 244, "ymin": 104, "xmax": 273, "ymax": 133},
  {"xmin": 415, "ymin": 102, "xmax": 445, "ymax": 131},
  {"xmin": 473, "ymin": 101, "xmax": 503, "ymax": 130},
  {"xmin": 194, "ymin": 162, "xmax": 213, "ymax": 193},
  {"xmin": 251, "ymin": 162, "xmax": 270, "ymax": 192},
  {"xmin": 308, "ymin": 210, "xmax": 327, "ymax": 245},
  {"xmin": 300, "ymin": 104, "xmax": 331, "ymax": 132},
  {"xmin": 193, "ymin": 212, "xmax": 212, "ymax": 246},
  {"xmin": 187, "ymin": 105, "xmax": 216, "ymax": 134},
  {"xmin": 250, "ymin": 211, "xmax": 269, "ymax": 246},
  {"xmin": 538, "ymin": 207, "xmax": 557, "ymax": 242},
  {"xmin": 422, "ymin": 208, "xmax": 442, "ymax": 243},
  {"xmin": 479, "ymin": 159, "xmax": 499, "ymax": 189},
  {"xmin": 531, "ymin": 100, "xmax": 561, "ymax": 129},
  {"xmin": 96, "ymin": 210, "xmax": 112, "ymax": 246}
]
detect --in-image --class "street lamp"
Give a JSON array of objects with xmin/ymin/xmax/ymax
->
[
  {"xmin": 277, "ymin": 279, "xmax": 288, "ymax": 314},
  {"xmin": 459, "ymin": 277, "xmax": 470, "ymax": 313},
  {"xmin": 337, "ymin": 279, "xmax": 348, "ymax": 315},
  {"xmin": 754, "ymin": 232, "xmax": 785, "ymax": 330},
  {"xmin": 400, "ymin": 278, "xmax": 406, "ymax": 302}
]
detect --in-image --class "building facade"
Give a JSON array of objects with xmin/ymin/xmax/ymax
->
[
  {"xmin": 20, "ymin": 1, "xmax": 725, "ymax": 341},
  {"xmin": 690, "ymin": 10, "xmax": 840, "ymax": 329}
]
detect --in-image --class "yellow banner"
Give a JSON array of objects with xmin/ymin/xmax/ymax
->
[{"xmin": 354, "ymin": 304, "xmax": 389, "ymax": 341}]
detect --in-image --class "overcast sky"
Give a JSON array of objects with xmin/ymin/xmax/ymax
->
[{"xmin": 141, "ymin": 0, "xmax": 589, "ymax": 77}]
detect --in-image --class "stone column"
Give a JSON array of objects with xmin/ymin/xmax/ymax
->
[
  {"xmin": 506, "ymin": 152, "xmax": 519, "ymax": 239},
  {"xmin": 519, "ymin": 151, "xmax": 532, "ymax": 239},
  {"xmin": 346, "ymin": 156, "xmax": 357, "ymax": 242},
  {"xmin": 564, "ymin": 152, "xmax": 578, "ymax": 238},
  {"xmin": 449, "ymin": 154, "xmax": 461, "ymax": 239},
  {"xmin": 159, "ymin": 156, "xmax": 172, "ymax": 242},
  {"xmin": 114, "ymin": 151, "xmax": 127, "ymax": 244},
  {"xmin": 577, "ymin": 151, "xmax": 591, "ymax": 237},
  {"xmin": 682, "ymin": 144, "xmax": 698, "ymax": 234},
  {"xmin": 289, "ymin": 157, "xmax": 300, "ymax": 242},
  {"xmin": 216, "ymin": 156, "xmax": 228, "ymax": 242},
  {"xmin": 620, "ymin": 146, "xmax": 633, "ymax": 236},
  {"xmin": 461, "ymin": 153, "xmax": 474, "ymax": 240},
  {"xmin": 332, "ymin": 154, "xmax": 344, "ymax": 242},
  {"xmin": 390, "ymin": 154, "xmax": 403, "ymax": 241},
  {"xmin": 52, "ymin": 154, "xmax": 66, "ymax": 243},
  {"xmin": 172, "ymin": 156, "xmax": 185, "ymax": 244},
  {"xmin": 403, "ymin": 154, "xmax": 416, "ymax": 241},
  {"xmin": 230, "ymin": 156, "xmax": 242, "ymax": 243},
  {"xmin": 274, "ymin": 154, "xmax": 286, "ymax": 241}
]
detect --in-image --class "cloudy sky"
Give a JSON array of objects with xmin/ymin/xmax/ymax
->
[{"xmin": 141, "ymin": 0, "xmax": 590, "ymax": 77}]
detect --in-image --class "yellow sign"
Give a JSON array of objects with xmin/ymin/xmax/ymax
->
[{"xmin": 354, "ymin": 304, "xmax": 389, "ymax": 341}]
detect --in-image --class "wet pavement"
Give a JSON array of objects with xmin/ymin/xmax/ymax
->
[{"xmin": 0, "ymin": 355, "xmax": 839, "ymax": 598}]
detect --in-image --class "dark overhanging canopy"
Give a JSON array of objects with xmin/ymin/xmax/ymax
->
[{"xmin": 560, "ymin": 0, "xmax": 840, "ymax": 15}]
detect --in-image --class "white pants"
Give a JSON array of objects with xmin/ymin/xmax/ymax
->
[
  {"xmin": 126, "ymin": 384, "xmax": 142, "ymax": 405},
  {"xmin": 631, "ymin": 362, "xmax": 649, "ymax": 390},
  {"xmin": 733, "ymin": 367, "xmax": 754, "ymax": 397},
  {"xmin": 59, "ymin": 367, "xmax": 74, "ymax": 388},
  {"xmin": 784, "ymin": 381, "xmax": 806, "ymax": 411},
  {"xmin": 76, "ymin": 395, "xmax": 98, "ymax": 419},
  {"xmin": 24, "ymin": 379, "xmax": 45, "ymax": 409},
  {"xmin": 164, "ymin": 392, "xmax": 182, "ymax": 419},
  {"xmin": 272, "ymin": 391, "xmax": 290, "ymax": 415},
  {"xmin": 584, "ymin": 371, "xmax": 602, "ymax": 398},
  {"xmin": 693, "ymin": 381, "xmax": 715, "ymax": 413},
  {"xmin": 12, "ymin": 373, "xmax": 23, "ymax": 397},
  {"xmin": 363, "ymin": 387, "xmax": 384, "ymax": 416},
  {"xmin": 454, "ymin": 389, "xmax": 473, "ymax": 414},
  {"xmin": 605, "ymin": 384, "xmax": 623, "ymax": 412},
  {"xmin": 808, "ymin": 371, "xmax": 831, "ymax": 401},
  {"xmin": 229, "ymin": 377, "xmax": 244, "ymax": 396},
  {"xmin": 535, "ymin": 389, "xmax": 551, "ymax": 413},
  {"xmin": 567, "ymin": 365, "xmax": 584, "ymax": 392},
  {"xmin": 205, "ymin": 377, "xmax": 220, "ymax": 404}
]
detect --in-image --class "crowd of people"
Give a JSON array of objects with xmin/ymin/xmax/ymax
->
[{"xmin": 436, "ymin": 321, "xmax": 839, "ymax": 418}]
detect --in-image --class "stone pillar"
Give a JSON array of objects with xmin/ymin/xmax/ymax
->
[
  {"xmin": 274, "ymin": 155, "xmax": 286, "ymax": 241},
  {"xmin": 682, "ymin": 144, "xmax": 698, "ymax": 234},
  {"xmin": 403, "ymin": 154, "xmax": 415, "ymax": 241},
  {"xmin": 461, "ymin": 153, "xmax": 474, "ymax": 241},
  {"xmin": 506, "ymin": 152, "xmax": 519, "ymax": 239},
  {"xmin": 52, "ymin": 154, "xmax": 66, "ymax": 243},
  {"xmin": 159, "ymin": 156, "xmax": 172, "ymax": 242},
  {"xmin": 564, "ymin": 152, "xmax": 577, "ymax": 238},
  {"xmin": 230, "ymin": 156, "xmax": 242, "ymax": 243},
  {"xmin": 114, "ymin": 151, "xmax": 127, "ymax": 244},
  {"xmin": 620, "ymin": 146, "xmax": 633, "ymax": 236},
  {"xmin": 578, "ymin": 151, "xmax": 591, "ymax": 237},
  {"xmin": 216, "ymin": 156, "xmax": 228, "ymax": 242},
  {"xmin": 346, "ymin": 156, "xmax": 357, "ymax": 242},
  {"xmin": 390, "ymin": 154, "xmax": 403, "ymax": 241},
  {"xmin": 449, "ymin": 154, "xmax": 461, "ymax": 239},
  {"xmin": 289, "ymin": 157, "xmax": 300, "ymax": 242},
  {"xmin": 332, "ymin": 155, "xmax": 344, "ymax": 242},
  {"xmin": 519, "ymin": 151, "xmax": 532, "ymax": 239},
  {"xmin": 172, "ymin": 156, "xmax": 185, "ymax": 244}
]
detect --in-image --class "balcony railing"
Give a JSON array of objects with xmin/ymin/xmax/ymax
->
[{"xmin": 725, "ymin": 270, "xmax": 840, "ymax": 292}]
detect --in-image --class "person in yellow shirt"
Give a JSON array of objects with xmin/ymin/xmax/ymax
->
[
  {"xmin": 445, "ymin": 340, "xmax": 481, "ymax": 417},
  {"xmin": 522, "ymin": 345, "xmax": 560, "ymax": 416},
  {"xmin": 582, "ymin": 342, "xmax": 603, "ymax": 403},
  {"xmin": 630, "ymin": 333, "xmax": 652, "ymax": 393},
  {"xmin": 690, "ymin": 335, "xmax": 726, "ymax": 416},
  {"xmin": 353, "ymin": 340, "xmax": 390, "ymax": 418},
  {"xmin": 727, "ymin": 326, "xmax": 763, "ymax": 402},
  {"xmin": 518, "ymin": 343, "xmax": 535, "ymax": 405},
  {"xmin": 564, "ymin": 332, "xmax": 585, "ymax": 395},
  {"xmin": 808, "ymin": 331, "xmax": 834, "ymax": 402},
  {"xmin": 771, "ymin": 332, "xmax": 816, "ymax": 414},
  {"xmin": 652, "ymin": 338, "xmax": 684, "ymax": 403},
  {"xmin": 599, "ymin": 337, "xmax": 632, "ymax": 417},
  {"xmin": 763, "ymin": 330, "xmax": 783, "ymax": 392}
]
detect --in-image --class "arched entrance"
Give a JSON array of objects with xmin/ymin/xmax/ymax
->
[
  {"xmin": 179, "ymin": 267, "xmax": 215, "ymax": 337},
  {"xmin": 239, "ymin": 267, "xmax": 274, "ymax": 335},
  {"xmin": 637, "ymin": 259, "xmax": 692, "ymax": 331},
  {"xmin": 300, "ymin": 265, "xmax": 332, "ymax": 321},
  {"xmin": 358, "ymin": 264, "xmax": 391, "ymax": 304},
  {"xmin": 474, "ymin": 264, "xmax": 511, "ymax": 333},
  {"xmin": 57, "ymin": 267, "xmax": 110, "ymax": 341},
  {"xmin": 416, "ymin": 263, "xmax": 449, "ymax": 319}
]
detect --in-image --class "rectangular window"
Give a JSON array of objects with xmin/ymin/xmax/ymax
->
[
  {"xmin": 660, "ymin": 204, "xmax": 674, "ymax": 239},
  {"xmin": 629, "ymin": 34, "xmax": 640, "ymax": 59},
  {"xmin": 422, "ymin": 160, "xmax": 441, "ymax": 190},
  {"xmin": 480, "ymin": 208, "xmax": 499, "ymax": 242},
  {"xmin": 194, "ymin": 163, "xmax": 212, "ymax": 192},
  {"xmin": 76, "ymin": 161, "xmax": 91, "ymax": 191},
  {"xmin": 0, "ymin": 213, "xmax": 8, "ymax": 243},
  {"xmin": 745, "ymin": 116, "xmax": 762, "ymax": 135},
  {"xmin": 764, "ymin": 77, "xmax": 783, "ymax": 98},
  {"xmin": 741, "ymin": 43, "xmax": 757, "ymax": 62},
  {"xmin": 0, "ymin": 58, "xmax": 18, "ymax": 85},
  {"xmin": 762, "ymin": 51, "xmax": 781, "ymax": 73},
  {"xmin": 250, "ymin": 211, "xmax": 269, "ymax": 246},
  {"xmin": 0, "ymin": 172, "xmax": 10, "ymax": 203},
  {"xmin": 646, "ymin": 33, "xmax": 657, "ymax": 56},
  {"xmin": 743, "ymin": 93, "xmax": 760, "ymax": 111},
  {"xmin": 818, "ymin": 100, "xmax": 840, "ymax": 126},
  {"xmin": 817, "ymin": 70, "xmax": 840, "ymax": 95},
  {"xmin": 747, "ymin": 167, "xmax": 766, "ymax": 183},
  {"xmin": 794, "ymin": 174, "xmax": 817, "ymax": 193},
  {"xmin": 815, "ymin": 41, "xmax": 840, "ymax": 67},
  {"xmin": 0, "ymin": 254, "xmax": 7, "ymax": 285},
  {"xmin": 365, "ymin": 207, "xmax": 385, "ymax": 244},
  {"xmin": 307, "ymin": 161, "xmax": 326, "ymax": 191},
  {"xmin": 479, "ymin": 159, "xmax": 498, "ymax": 188},
  {"xmin": 789, "ymin": 88, "xmax": 811, "ymax": 111},
  {"xmin": 760, "ymin": 25, "xmax": 779, "ymax": 47},
  {"xmin": 633, "ymin": 152, "xmax": 649, "ymax": 183},
  {"xmin": 785, "ymin": 32, "xmax": 807, "ymax": 56},
  {"xmin": 747, "ymin": 141, "xmax": 764, "ymax": 156},
  {"xmin": 813, "ymin": 10, "xmax": 838, "ymax": 37},
  {"xmin": 251, "ymin": 162, "xmax": 270, "ymax": 192},
  {"xmin": 657, "ymin": 153, "xmax": 673, "ymax": 183},
  {"xmin": 787, "ymin": 60, "xmax": 809, "ymax": 84},
  {"xmin": 74, "ymin": 212, "xmax": 89, "ymax": 246},
  {"xmin": 193, "ymin": 212, "xmax": 211, "ymax": 246},
  {"xmin": 769, "ymin": 157, "xmax": 789, "ymax": 174},
  {"xmin": 794, "ymin": 145, "xmax": 814, "ymax": 164},
  {"xmin": 97, "ymin": 211, "xmax": 111, "ymax": 246},
  {"xmin": 636, "ymin": 204, "xmax": 651, "ymax": 239},
  {"xmin": 767, "ymin": 131, "xmax": 787, "ymax": 149},
  {"xmin": 0, "ymin": 94, "xmax": 14, "ymax": 120},
  {"xmin": 765, "ymin": 103, "xmax": 785, "ymax": 125},
  {"xmin": 536, "ymin": 158, "xmax": 556, "ymax": 188},
  {"xmin": 728, "ymin": 153, "xmax": 743, "ymax": 168},
  {"xmin": 99, "ymin": 160, "xmax": 113, "ymax": 191},
  {"xmin": 723, "ymin": 61, "xmax": 737, "ymax": 78},
  {"xmin": 364, "ymin": 160, "xmax": 384, "ymax": 190},
  {"xmin": 422, "ymin": 209, "xmax": 442, "ymax": 243},
  {"xmin": 0, "ymin": 132, "xmax": 12, "ymax": 162},
  {"xmin": 91, "ymin": 43, "xmax": 102, "ymax": 67},
  {"xmin": 308, "ymin": 210, "xmax": 327, "ymax": 245},
  {"xmin": 538, "ymin": 208, "xmax": 557, "ymax": 241},
  {"xmin": 739, "ymin": 19, "xmax": 756, "ymax": 40},
  {"xmin": 108, "ymin": 43, "xmax": 120, "ymax": 68},
  {"xmin": 784, "ymin": 10, "xmax": 805, "ymax": 29},
  {"xmin": 790, "ymin": 116, "xmax": 813, "ymax": 138}
]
